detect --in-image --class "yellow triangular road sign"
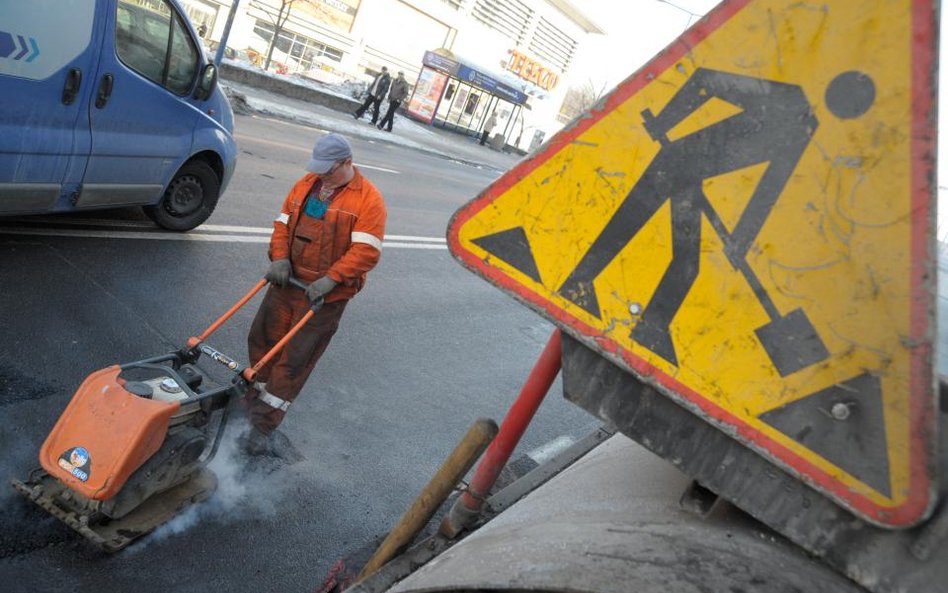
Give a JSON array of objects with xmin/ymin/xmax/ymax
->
[{"xmin": 448, "ymin": 0, "xmax": 938, "ymax": 527}]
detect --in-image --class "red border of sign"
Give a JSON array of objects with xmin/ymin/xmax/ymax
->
[{"xmin": 447, "ymin": 0, "xmax": 937, "ymax": 526}]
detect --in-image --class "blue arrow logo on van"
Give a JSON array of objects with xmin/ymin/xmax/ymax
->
[
  {"xmin": 0, "ymin": 32, "xmax": 14, "ymax": 58},
  {"xmin": 26, "ymin": 37, "xmax": 40, "ymax": 62},
  {"xmin": 0, "ymin": 31, "xmax": 40, "ymax": 62}
]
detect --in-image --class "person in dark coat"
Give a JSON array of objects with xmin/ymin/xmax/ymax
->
[
  {"xmin": 353, "ymin": 67, "xmax": 391, "ymax": 124},
  {"xmin": 480, "ymin": 111, "xmax": 498, "ymax": 145},
  {"xmin": 377, "ymin": 71, "xmax": 411, "ymax": 132}
]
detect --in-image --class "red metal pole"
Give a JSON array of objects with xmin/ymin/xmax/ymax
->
[{"xmin": 441, "ymin": 328, "xmax": 563, "ymax": 537}]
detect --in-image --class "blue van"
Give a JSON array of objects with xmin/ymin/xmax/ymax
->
[{"xmin": 0, "ymin": 0, "xmax": 237, "ymax": 231}]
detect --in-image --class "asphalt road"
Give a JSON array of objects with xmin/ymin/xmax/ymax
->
[{"xmin": 0, "ymin": 113, "xmax": 596, "ymax": 592}]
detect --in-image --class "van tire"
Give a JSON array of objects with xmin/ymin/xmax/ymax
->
[{"xmin": 145, "ymin": 160, "xmax": 220, "ymax": 231}]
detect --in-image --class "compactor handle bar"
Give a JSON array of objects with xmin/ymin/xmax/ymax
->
[{"xmin": 185, "ymin": 275, "xmax": 323, "ymax": 383}]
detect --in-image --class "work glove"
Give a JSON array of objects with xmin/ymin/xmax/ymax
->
[
  {"xmin": 305, "ymin": 276, "xmax": 337, "ymax": 303},
  {"xmin": 265, "ymin": 258, "xmax": 291, "ymax": 287}
]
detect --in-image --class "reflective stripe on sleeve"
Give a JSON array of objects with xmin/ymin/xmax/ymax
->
[
  {"xmin": 260, "ymin": 391, "xmax": 291, "ymax": 412},
  {"xmin": 275, "ymin": 213, "xmax": 290, "ymax": 225},
  {"xmin": 351, "ymin": 231, "xmax": 382, "ymax": 250}
]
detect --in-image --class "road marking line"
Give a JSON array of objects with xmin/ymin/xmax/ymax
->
[
  {"xmin": 200, "ymin": 226, "xmax": 446, "ymax": 243},
  {"xmin": 383, "ymin": 242, "xmax": 447, "ymax": 250},
  {"xmin": 0, "ymin": 219, "xmax": 445, "ymax": 241},
  {"xmin": 381, "ymin": 234, "xmax": 446, "ymax": 243},
  {"xmin": 197, "ymin": 224, "xmax": 271, "ymax": 234},
  {"xmin": 0, "ymin": 227, "xmax": 447, "ymax": 248}
]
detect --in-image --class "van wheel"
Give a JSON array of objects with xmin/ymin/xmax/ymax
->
[{"xmin": 145, "ymin": 160, "xmax": 220, "ymax": 231}]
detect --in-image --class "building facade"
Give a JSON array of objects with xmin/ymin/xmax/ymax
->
[{"xmin": 176, "ymin": 0, "xmax": 603, "ymax": 150}]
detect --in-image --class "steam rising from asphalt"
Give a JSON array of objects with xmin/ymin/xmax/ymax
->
[{"xmin": 126, "ymin": 418, "xmax": 282, "ymax": 553}]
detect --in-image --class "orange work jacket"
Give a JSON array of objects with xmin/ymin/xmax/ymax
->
[{"xmin": 269, "ymin": 168, "xmax": 387, "ymax": 302}]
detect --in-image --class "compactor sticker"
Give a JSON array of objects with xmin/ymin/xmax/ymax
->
[
  {"xmin": 448, "ymin": 0, "xmax": 938, "ymax": 527},
  {"xmin": 58, "ymin": 447, "xmax": 91, "ymax": 482}
]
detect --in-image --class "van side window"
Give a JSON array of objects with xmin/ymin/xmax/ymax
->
[{"xmin": 115, "ymin": 0, "xmax": 198, "ymax": 95}]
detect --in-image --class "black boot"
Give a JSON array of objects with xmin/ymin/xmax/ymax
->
[{"xmin": 241, "ymin": 427, "xmax": 273, "ymax": 456}]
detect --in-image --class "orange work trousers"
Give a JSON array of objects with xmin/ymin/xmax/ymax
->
[{"xmin": 244, "ymin": 285, "xmax": 347, "ymax": 434}]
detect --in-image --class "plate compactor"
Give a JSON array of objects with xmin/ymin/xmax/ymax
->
[{"xmin": 12, "ymin": 278, "xmax": 320, "ymax": 553}]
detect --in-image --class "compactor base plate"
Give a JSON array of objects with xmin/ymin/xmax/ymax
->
[{"xmin": 11, "ymin": 466, "xmax": 217, "ymax": 553}]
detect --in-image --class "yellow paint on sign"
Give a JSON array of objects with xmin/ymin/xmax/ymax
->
[{"xmin": 454, "ymin": 0, "xmax": 931, "ymax": 521}]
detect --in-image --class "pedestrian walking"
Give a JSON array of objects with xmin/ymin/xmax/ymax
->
[
  {"xmin": 377, "ymin": 71, "xmax": 411, "ymax": 132},
  {"xmin": 353, "ymin": 66, "xmax": 392, "ymax": 125},
  {"xmin": 242, "ymin": 133, "xmax": 387, "ymax": 455},
  {"xmin": 480, "ymin": 111, "xmax": 498, "ymax": 146}
]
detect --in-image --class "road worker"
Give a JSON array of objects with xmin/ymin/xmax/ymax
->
[{"xmin": 242, "ymin": 133, "xmax": 387, "ymax": 455}]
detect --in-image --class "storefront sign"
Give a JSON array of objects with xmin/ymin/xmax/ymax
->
[
  {"xmin": 491, "ymin": 82, "xmax": 527, "ymax": 106},
  {"xmin": 505, "ymin": 49, "xmax": 559, "ymax": 90},
  {"xmin": 456, "ymin": 64, "xmax": 528, "ymax": 105},
  {"xmin": 300, "ymin": 0, "xmax": 361, "ymax": 33}
]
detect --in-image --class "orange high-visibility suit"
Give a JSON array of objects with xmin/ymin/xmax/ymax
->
[{"xmin": 245, "ymin": 169, "xmax": 386, "ymax": 433}]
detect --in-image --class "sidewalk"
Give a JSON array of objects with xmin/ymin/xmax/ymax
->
[{"xmin": 222, "ymin": 80, "xmax": 524, "ymax": 173}]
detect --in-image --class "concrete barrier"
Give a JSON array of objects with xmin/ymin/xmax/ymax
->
[{"xmin": 219, "ymin": 63, "xmax": 362, "ymax": 113}]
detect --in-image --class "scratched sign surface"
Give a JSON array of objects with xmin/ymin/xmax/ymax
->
[{"xmin": 448, "ymin": 0, "xmax": 938, "ymax": 527}]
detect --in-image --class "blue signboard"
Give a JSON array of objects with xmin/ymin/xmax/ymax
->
[
  {"xmin": 457, "ymin": 64, "xmax": 527, "ymax": 105},
  {"xmin": 493, "ymin": 81, "xmax": 528, "ymax": 105},
  {"xmin": 424, "ymin": 50, "xmax": 528, "ymax": 105},
  {"xmin": 423, "ymin": 50, "xmax": 459, "ymax": 75}
]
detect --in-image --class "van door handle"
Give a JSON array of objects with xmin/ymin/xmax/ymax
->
[
  {"xmin": 95, "ymin": 74, "xmax": 114, "ymax": 109},
  {"xmin": 62, "ymin": 68, "xmax": 82, "ymax": 105}
]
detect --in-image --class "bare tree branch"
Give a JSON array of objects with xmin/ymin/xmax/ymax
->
[
  {"xmin": 558, "ymin": 78, "xmax": 611, "ymax": 122},
  {"xmin": 249, "ymin": 0, "xmax": 314, "ymax": 71}
]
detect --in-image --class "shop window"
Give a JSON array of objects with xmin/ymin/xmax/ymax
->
[
  {"xmin": 252, "ymin": 21, "xmax": 274, "ymax": 43},
  {"xmin": 323, "ymin": 47, "xmax": 343, "ymax": 62},
  {"xmin": 251, "ymin": 19, "xmax": 344, "ymax": 71},
  {"xmin": 178, "ymin": 0, "xmax": 218, "ymax": 38},
  {"xmin": 274, "ymin": 34, "xmax": 292, "ymax": 55},
  {"xmin": 464, "ymin": 93, "xmax": 480, "ymax": 115}
]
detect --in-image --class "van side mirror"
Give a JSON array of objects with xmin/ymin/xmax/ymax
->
[{"xmin": 194, "ymin": 63, "xmax": 218, "ymax": 100}]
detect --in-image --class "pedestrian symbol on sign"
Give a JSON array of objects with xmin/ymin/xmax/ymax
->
[{"xmin": 557, "ymin": 68, "xmax": 876, "ymax": 377}]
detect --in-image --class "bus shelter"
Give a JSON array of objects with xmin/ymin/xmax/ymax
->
[{"xmin": 405, "ymin": 50, "xmax": 528, "ymax": 147}]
